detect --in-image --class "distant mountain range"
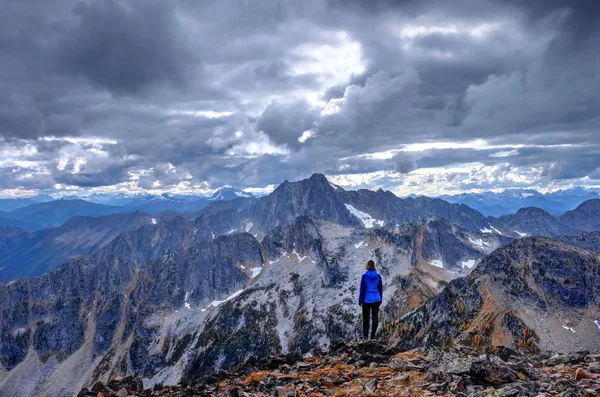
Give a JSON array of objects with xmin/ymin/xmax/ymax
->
[
  {"xmin": 0, "ymin": 188, "xmax": 256, "ymax": 230},
  {"xmin": 438, "ymin": 187, "xmax": 600, "ymax": 216},
  {"xmin": 0, "ymin": 199, "xmax": 132, "ymax": 230},
  {"xmin": 1, "ymin": 183, "xmax": 598, "ymax": 233},
  {"xmin": 2, "ymin": 174, "xmax": 600, "ymax": 281},
  {"xmin": 0, "ymin": 211, "xmax": 169, "ymax": 281}
]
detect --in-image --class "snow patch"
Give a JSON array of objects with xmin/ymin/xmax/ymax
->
[
  {"xmin": 211, "ymin": 230, "xmax": 215, "ymax": 240},
  {"xmin": 210, "ymin": 191, "xmax": 224, "ymax": 201},
  {"xmin": 461, "ymin": 259, "xmax": 476, "ymax": 269},
  {"xmin": 269, "ymin": 259, "xmax": 280, "ymax": 265},
  {"xmin": 250, "ymin": 266, "xmax": 262, "ymax": 278},
  {"xmin": 344, "ymin": 203, "xmax": 383, "ymax": 228},
  {"xmin": 429, "ymin": 259, "xmax": 444, "ymax": 268},
  {"xmin": 354, "ymin": 241, "xmax": 365, "ymax": 249},
  {"xmin": 292, "ymin": 248, "xmax": 307, "ymax": 262},
  {"xmin": 235, "ymin": 191, "xmax": 252, "ymax": 198},
  {"xmin": 480, "ymin": 227, "xmax": 493, "ymax": 234},
  {"xmin": 245, "ymin": 221, "xmax": 253, "ymax": 232},
  {"xmin": 562, "ymin": 325, "xmax": 575, "ymax": 333},
  {"xmin": 490, "ymin": 226, "xmax": 503, "ymax": 235},
  {"xmin": 151, "ymin": 218, "xmax": 157, "ymax": 225},
  {"xmin": 468, "ymin": 237, "xmax": 488, "ymax": 248},
  {"xmin": 209, "ymin": 290, "xmax": 244, "ymax": 308},
  {"xmin": 11, "ymin": 327, "xmax": 27, "ymax": 337},
  {"xmin": 594, "ymin": 320, "xmax": 600, "ymax": 330},
  {"xmin": 184, "ymin": 292, "xmax": 191, "ymax": 309},
  {"xmin": 521, "ymin": 192, "xmax": 534, "ymax": 198},
  {"xmin": 226, "ymin": 228, "xmax": 237, "ymax": 234},
  {"xmin": 240, "ymin": 265, "xmax": 246, "ymax": 270},
  {"xmin": 514, "ymin": 230, "xmax": 528, "ymax": 237}
]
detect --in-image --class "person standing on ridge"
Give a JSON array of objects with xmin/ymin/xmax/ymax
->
[{"xmin": 358, "ymin": 259, "xmax": 383, "ymax": 340}]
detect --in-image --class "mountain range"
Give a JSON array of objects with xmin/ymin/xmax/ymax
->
[
  {"xmin": 2, "ymin": 174, "xmax": 600, "ymax": 282},
  {"xmin": 0, "ymin": 188, "xmax": 256, "ymax": 230},
  {"xmin": 439, "ymin": 187, "xmax": 600, "ymax": 216},
  {"xmin": 0, "ymin": 174, "xmax": 599, "ymax": 397}
]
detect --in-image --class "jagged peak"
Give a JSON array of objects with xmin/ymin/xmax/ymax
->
[{"xmin": 308, "ymin": 172, "xmax": 329, "ymax": 183}]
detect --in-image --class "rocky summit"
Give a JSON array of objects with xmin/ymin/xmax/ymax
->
[{"xmin": 79, "ymin": 340, "xmax": 600, "ymax": 396}]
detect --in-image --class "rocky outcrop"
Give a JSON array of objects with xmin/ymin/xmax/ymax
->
[
  {"xmin": 392, "ymin": 237, "xmax": 600, "ymax": 354},
  {"xmin": 80, "ymin": 341, "xmax": 600, "ymax": 397}
]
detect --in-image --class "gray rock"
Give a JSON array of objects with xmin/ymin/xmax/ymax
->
[
  {"xmin": 115, "ymin": 388, "xmax": 128, "ymax": 397},
  {"xmin": 364, "ymin": 379, "xmax": 377, "ymax": 392}
]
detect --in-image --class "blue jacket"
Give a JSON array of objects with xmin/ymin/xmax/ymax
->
[{"xmin": 359, "ymin": 270, "xmax": 382, "ymax": 304}]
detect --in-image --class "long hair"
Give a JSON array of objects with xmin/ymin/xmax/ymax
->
[{"xmin": 366, "ymin": 260, "xmax": 375, "ymax": 270}]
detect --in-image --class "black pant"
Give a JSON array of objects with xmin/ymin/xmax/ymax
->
[{"xmin": 362, "ymin": 301, "xmax": 381, "ymax": 339}]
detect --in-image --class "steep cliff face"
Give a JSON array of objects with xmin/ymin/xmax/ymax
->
[
  {"xmin": 0, "ymin": 233, "xmax": 265, "ymax": 397},
  {"xmin": 249, "ymin": 174, "xmax": 362, "ymax": 232},
  {"xmin": 392, "ymin": 238, "xmax": 600, "ymax": 354}
]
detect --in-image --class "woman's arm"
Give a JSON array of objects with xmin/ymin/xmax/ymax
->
[
  {"xmin": 378, "ymin": 275, "xmax": 383, "ymax": 300},
  {"xmin": 358, "ymin": 274, "xmax": 366, "ymax": 305}
]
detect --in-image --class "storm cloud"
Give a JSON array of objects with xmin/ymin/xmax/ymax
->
[{"xmin": 1, "ymin": 0, "xmax": 599, "ymax": 197}]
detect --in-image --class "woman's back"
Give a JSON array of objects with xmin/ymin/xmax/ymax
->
[{"xmin": 361, "ymin": 270, "xmax": 382, "ymax": 303}]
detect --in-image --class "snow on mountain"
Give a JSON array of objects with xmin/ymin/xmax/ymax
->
[
  {"xmin": 461, "ymin": 259, "xmax": 476, "ymax": 269},
  {"xmin": 209, "ymin": 187, "xmax": 255, "ymax": 201},
  {"xmin": 429, "ymin": 259, "xmax": 444, "ymax": 268},
  {"xmin": 344, "ymin": 203, "xmax": 384, "ymax": 228}
]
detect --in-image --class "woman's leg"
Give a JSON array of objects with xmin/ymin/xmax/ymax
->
[
  {"xmin": 362, "ymin": 303, "xmax": 371, "ymax": 339},
  {"xmin": 371, "ymin": 302, "xmax": 381, "ymax": 339}
]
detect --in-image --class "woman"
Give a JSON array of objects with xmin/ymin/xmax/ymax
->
[{"xmin": 358, "ymin": 259, "xmax": 383, "ymax": 340}]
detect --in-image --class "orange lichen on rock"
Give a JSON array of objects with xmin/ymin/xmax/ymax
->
[
  {"xmin": 393, "ymin": 351, "xmax": 425, "ymax": 361},
  {"xmin": 243, "ymin": 371, "xmax": 272, "ymax": 384},
  {"xmin": 307, "ymin": 363, "xmax": 353, "ymax": 382},
  {"xmin": 358, "ymin": 365, "xmax": 394, "ymax": 378}
]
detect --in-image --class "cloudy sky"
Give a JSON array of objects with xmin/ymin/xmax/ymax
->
[{"xmin": 1, "ymin": 0, "xmax": 599, "ymax": 197}]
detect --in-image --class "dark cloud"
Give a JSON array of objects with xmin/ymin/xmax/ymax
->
[
  {"xmin": 53, "ymin": 162, "xmax": 134, "ymax": 188},
  {"xmin": 256, "ymin": 100, "xmax": 319, "ymax": 149},
  {"xmin": 57, "ymin": 0, "xmax": 195, "ymax": 94},
  {"xmin": 391, "ymin": 154, "xmax": 418, "ymax": 174}
]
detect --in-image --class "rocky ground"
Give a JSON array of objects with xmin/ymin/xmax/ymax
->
[{"xmin": 79, "ymin": 340, "xmax": 600, "ymax": 397}]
